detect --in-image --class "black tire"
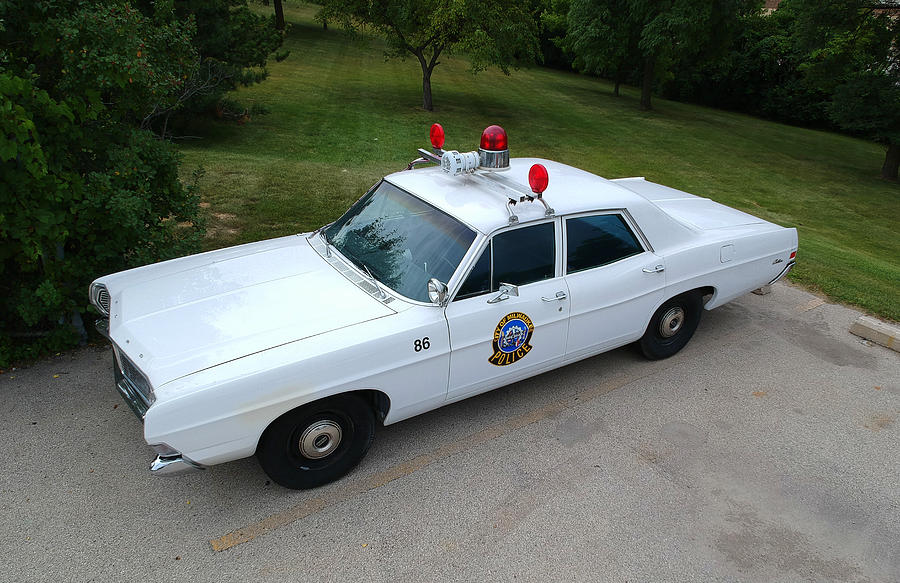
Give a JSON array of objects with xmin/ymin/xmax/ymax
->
[
  {"xmin": 257, "ymin": 393, "xmax": 375, "ymax": 490},
  {"xmin": 639, "ymin": 291, "xmax": 703, "ymax": 360}
]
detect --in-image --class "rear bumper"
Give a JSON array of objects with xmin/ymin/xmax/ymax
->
[
  {"xmin": 768, "ymin": 260, "xmax": 795, "ymax": 285},
  {"xmin": 150, "ymin": 454, "xmax": 205, "ymax": 476}
]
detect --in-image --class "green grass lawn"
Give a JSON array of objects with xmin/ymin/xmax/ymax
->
[{"xmin": 178, "ymin": 2, "xmax": 900, "ymax": 321}]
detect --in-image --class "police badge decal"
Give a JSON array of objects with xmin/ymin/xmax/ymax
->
[{"xmin": 489, "ymin": 312, "xmax": 535, "ymax": 366}]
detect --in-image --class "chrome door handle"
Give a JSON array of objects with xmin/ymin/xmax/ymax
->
[
  {"xmin": 642, "ymin": 264, "xmax": 665, "ymax": 273},
  {"xmin": 541, "ymin": 291, "xmax": 568, "ymax": 302}
]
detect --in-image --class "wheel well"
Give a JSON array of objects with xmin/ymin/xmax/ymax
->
[
  {"xmin": 256, "ymin": 390, "xmax": 391, "ymax": 454},
  {"xmin": 355, "ymin": 389, "xmax": 391, "ymax": 423},
  {"xmin": 693, "ymin": 286, "xmax": 715, "ymax": 307}
]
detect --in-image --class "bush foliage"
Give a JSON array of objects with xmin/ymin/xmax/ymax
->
[{"xmin": 0, "ymin": 0, "xmax": 281, "ymax": 366}]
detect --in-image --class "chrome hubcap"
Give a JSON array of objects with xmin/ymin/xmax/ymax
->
[
  {"xmin": 299, "ymin": 420, "xmax": 343, "ymax": 459},
  {"xmin": 659, "ymin": 306, "xmax": 685, "ymax": 338}
]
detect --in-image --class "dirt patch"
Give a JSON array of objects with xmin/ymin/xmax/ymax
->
[{"xmin": 863, "ymin": 413, "xmax": 895, "ymax": 431}]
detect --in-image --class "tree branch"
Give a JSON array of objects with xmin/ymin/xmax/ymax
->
[{"xmin": 428, "ymin": 43, "xmax": 444, "ymax": 71}]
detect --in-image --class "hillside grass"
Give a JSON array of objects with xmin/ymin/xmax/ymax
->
[{"xmin": 178, "ymin": 2, "xmax": 900, "ymax": 321}]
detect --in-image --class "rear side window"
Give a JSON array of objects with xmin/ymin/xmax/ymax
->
[
  {"xmin": 454, "ymin": 222, "xmax": 556, "ymax": 300},
  {"xmin": 566, "ymin": 214, "xmax": 643, "ymax": 273}
]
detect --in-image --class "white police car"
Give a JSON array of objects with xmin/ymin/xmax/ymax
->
[{"xmin": 90, "ymin": 125, "xmax": 797, "ymax": 489}]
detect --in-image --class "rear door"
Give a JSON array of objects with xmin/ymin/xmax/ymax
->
[{"xmin": 563, "ymin": 212, "xmax": 666, "ymax": 359}]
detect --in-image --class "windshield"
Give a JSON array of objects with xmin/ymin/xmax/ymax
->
[{"xmin": 324, "ymin": 180, "xmax": 476, "ymax": 302}]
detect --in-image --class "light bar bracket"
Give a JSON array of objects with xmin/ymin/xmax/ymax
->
[
  {"xmin": 406, "ymin": 144, "xmax": 554, "ymax": 225},
  {"xmin": 406, "ymin": 148, "xmax": 443, "ymax": 170}
]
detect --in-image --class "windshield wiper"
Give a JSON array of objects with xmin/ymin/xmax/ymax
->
[
  {"xmin": 317, "ymin": 228, "xmax": 387, "ymax": 300},
  {"xmin": 361, "ymin": 263, "xmax": 387, "ymax": 300},
  {"xmin": 316, "ymin": 227, "xmax": 332, "ymax": 258}
]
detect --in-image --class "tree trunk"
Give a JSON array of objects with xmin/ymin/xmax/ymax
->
[
  {"xmin": 613, "ymin": 63, "xmax": 623, "ymax": 97},
  {"xmin": 274, "ymin": 0, "xmax": 285, "ymax": 30},
  {"xmin": 414, "ymin": 51, "xmax": 437, "ymax": 111},
  {"xmin": 411, "ymin": 46, "xmax": 442, "ymax": 111},
  {"xmin": 882, "ymin": 142, "xmax": 899, "ymax": 180},
  {"xmin": 640, "ymin": 57, "xmax": 655, "ymax": 110},
  {"xmin": 422, "ymin": 68, "xmax": 434, "ymax": 111}
]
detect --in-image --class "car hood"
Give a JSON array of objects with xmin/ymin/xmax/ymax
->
[{"xmin": 104, "ymin": 235, "xmax": 396, "ymax": 388}]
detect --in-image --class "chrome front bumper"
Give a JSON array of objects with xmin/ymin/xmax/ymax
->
[
  {"xmin": 150, "ymin": 454, "xmax": 205, "ymax": 476},
  {"xmin": 115, "ymin": 363, "xmax": 151, "ymax": 420},
  {"xmin": 97, "ymin": 318, "xmax": 204, "ymax": 477}
]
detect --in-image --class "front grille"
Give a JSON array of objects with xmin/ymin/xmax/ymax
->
[{"xmin": 116, "ymin": 349, "xmax": 154, "ymax": 406}]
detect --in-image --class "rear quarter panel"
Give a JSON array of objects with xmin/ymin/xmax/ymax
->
[{"xmin": 663, "ymin": 226, "xmax": 798, "ymax": 309}]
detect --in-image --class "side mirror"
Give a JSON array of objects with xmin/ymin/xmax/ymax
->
[
  {"xmin": 487, "ymin": 282, "xmax": 519, "ymax": 304},
  {"xmin": 427, "ymin": 278, "xmax": 448, "ymax": 306}
]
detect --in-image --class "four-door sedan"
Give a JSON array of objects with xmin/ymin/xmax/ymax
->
[{"xmin": 90, "ymin": 124, "xmax": 797, "ymax": 489}]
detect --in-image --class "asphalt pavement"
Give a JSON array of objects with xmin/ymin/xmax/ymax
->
[{"xmin": 1, "ymin": 281, "xmax": 897, "ymax": 582}]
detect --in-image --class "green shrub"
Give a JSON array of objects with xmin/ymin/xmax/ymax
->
[
  {"xmin": 0, "ymin": 68, "xmax": 204, "ymax": 367},
  {"xmin": 0, "ymin": 2, "xmax": 210, "ymax": 366}
]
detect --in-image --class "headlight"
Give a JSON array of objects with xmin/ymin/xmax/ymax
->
[{"xmin": 89, "ymin": 282, "xmax": 110, "ymax": 316}]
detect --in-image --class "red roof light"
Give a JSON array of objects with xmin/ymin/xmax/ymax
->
[
  {"xmin": 430, "ymin": 123, "xmax": 445, "ymax": 149},
  {"xmin": 529, "ymin": 164, "xmax": 549, "ymax": 195},
  {"xmin": 480, "ymin": 125, "xmax": 508, "ymax": 151}
]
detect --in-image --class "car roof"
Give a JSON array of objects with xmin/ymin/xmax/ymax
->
[{"xmin": 384, "ymin": 158, "xmax": 652, "ymax": 235}]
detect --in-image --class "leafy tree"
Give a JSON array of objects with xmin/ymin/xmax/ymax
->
[
  {"xmin": 0, "ymin": 1, "xmax": 205, "ymax": 365},
  {"xmin": 0, "ymin": 1, "xmax": 286, "ymax": 364},
  {"xmin": 831, "ymin": 72, "xmax": 900, "ymax": 180},
  {"xmin": 257, "ymin": 0, "xmax": 287, "ymax": 29},
  {"xmin": 662, "ymin": 7, "xmax": 830, "ymax": 125},
  {"xmin": 566, "ymin": 0, "xmax": 759, "ymax": 109},
  {"xmin": 319, "ymin": 0, "xmax": 540, "ymax": 111},
  {"xmin": 537, "ymin": 0, "xmax": 574, "ymax": 71},
  {"xmin": 787, "ymin": 0, "xmax": 900, "ymax": 179},
  {"xmin": 136, "ymin": 0, "xmax": 284, "ymax": 127},
  {"xmin": 566, "ymin": 0, "xmax": 640, "ymax": 97}
]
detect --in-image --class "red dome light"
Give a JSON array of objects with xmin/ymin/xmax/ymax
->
[
  {"xmin": 430, "ymin": 123, "xmax": 445, "ymax": 149},
  {"xmin": 480, "ymin": 125, "xmax": 508, "ymax": 151},
  {"xmin": 529, "ymin": 164, "xmax": 549, "ymax": 195}
]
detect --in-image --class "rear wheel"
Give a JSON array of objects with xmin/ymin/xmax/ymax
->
[
  {"xmin": 639, "ymin": 291, "xmax": 703, "ymax": 360},
  {"xmin": 257, "ymin": 394, "xmax": 375, "ymax": 489}
]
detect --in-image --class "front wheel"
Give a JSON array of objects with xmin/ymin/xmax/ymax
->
[
  {"xmin": 639, "ymin": 291, "xmax": 703, "ymax": 360},
  {"xmin": 257, "ymin": 394, "xmax": 375, "ymax": 489}
]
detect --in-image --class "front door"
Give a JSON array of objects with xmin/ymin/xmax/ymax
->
[{"xmin": 445, "ymin": 220, "xmax": 569, "ymax": 400}]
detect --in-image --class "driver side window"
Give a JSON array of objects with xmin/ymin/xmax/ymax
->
[{"xmin": 455, "ymin": 222, "xmax": 556, "ymax": 300}]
